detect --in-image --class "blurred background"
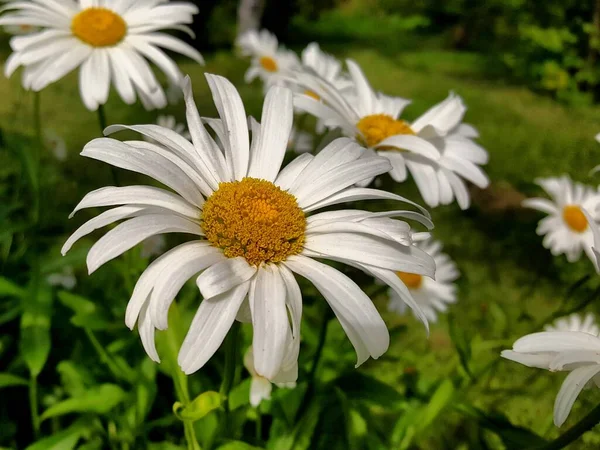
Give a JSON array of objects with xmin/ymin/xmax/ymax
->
[{"xmin": 2, "ymin": 0, "xmax": 600, "ymax": 449}]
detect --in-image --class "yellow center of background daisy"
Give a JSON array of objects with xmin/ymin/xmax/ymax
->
[
  {"xmin": 304, "ymin": 90, "xmax": 321, "ymax": 100},
  {"xmin": 356, "ymin": 114, "xmax": 414, "ymax": 148},
  {"xmin": 397, "ymin": 271, "xmax": 423, "ymax": 289},
  {"xmin": 259, "ymin": 56, "xmax": 278, "ymax": 72},
  {"xmin": 71, "ymin": 7, "xmax": 127, "ymax": 47},
  {"xmin": 562, "ymin": 205, "xmax": 588, "ymax": 233},
  {"xmin": 202, "ymin": 178, "xmax": 306, "ymax": 266}
]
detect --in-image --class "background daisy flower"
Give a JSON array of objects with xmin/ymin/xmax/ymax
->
[
  {"xmin": 62, "ymin": 74, "xmax": 435, "ymax": 381},
  {"xmin": 523, "ymin": 176, "xmax": 600, "ymax": 263},
  {"xmin": 236, "ymin": 28, "xmax": 299, "ymax": 87},
  {"xmin": 544, "ymin": 313, "xmax": 599, "ymax": 335},
  {"xmin": 300, "ymin": 42, "xmax": 352, "ymax": 92},
  {"xmin": 502, "ymin": 331, "xmax": 600, "ymax": 426},
  {"xmin": 288, "ymin": 59, "xmax": 486, "ymax": 208},
  {"xmin": 0, "ymin": 0, "xmax": 204, "ymax": 111},
  {"xmin": 388, "ymin": 238, "xmax": 459, "ymax": 323}
]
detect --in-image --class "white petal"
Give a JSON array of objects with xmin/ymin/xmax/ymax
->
[
  {"xmin": 275, "ymin": 153, "xmax": 314, "ymax": 191},
  {"xmin": 513, "ymin": 332, "xmax": 600, "ymax": 353},
  {"xmin": 250, "ymin": 376, "xmax": 272, "ymax": 407},
  {"xmin": 554, "ymin": 365, "xmax": 600, "ymax": 426},
  {"xmin": 196, "ymin": 257, "xmax": 257, "ymax": 299}
]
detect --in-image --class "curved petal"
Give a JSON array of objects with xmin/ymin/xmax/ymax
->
[
  {"xmin": 554, "ymin": 365, "xmax": 600, "ymax": 426},
  {"xmin": 196, "ymin": 257, "xmax": 257, "ymax": 300}
]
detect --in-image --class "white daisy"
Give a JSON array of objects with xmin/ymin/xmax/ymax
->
[
  {"xmin": 143, "ymin": 115, "xmax": 191, "ymax": 143},
  {"xmin": 44, "ymin": 129, "xmax": 67, "ymax": 161},
  {"xmin": 387, "ymin": 238, "xmax": 459, "ymax": 323},
  {"xmin": 288, "ymin": 60, "xmax": 485, "ymax": 208},
  {"xmin": 288, "ymin": 127, "xmax": 314, "ymax": 154},
  {"xmin": 0, "ymin": 0, "xmax": 204, "ymax": 111},
  {"xmin": 502, "ymin": 331, "xmax": 600, "ymax": 426},
  {"xmin": 545, "ymin": 313, "xmax": 599, "ymax": 336},
  {"xmin": 236, "ymin": 28, "xmax": 299, "ymax": 87},
  {"xmin": 243, "ymin": 346, "xmax": 296, "ymax": 407},
  {"xmin": 62, "ymin": 74, "xmax": 435, "ymax": 381},
  {"xmin": 523, "ymin": 176, "xmax": 600, "ymax": 263}
]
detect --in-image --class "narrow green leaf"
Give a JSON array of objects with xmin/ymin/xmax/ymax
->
[
  {"xmin": 417, "ymin": 379, "xmax": 455, "ymax": 432},
  {"xmin": 40, "ymin": 383, "xmax": 126, "ymax": 422},
  {"xmin": 57, "ymin": 291, "xmax": 109, "ymax": 330},
  {"xmin": 174, "ymin": 391, "xmax": 222, "ymax": 422},
  {"xmin": 20, "ymin": 284, "xmax": 52, "ymax": 377},
  {"xmin": 334, "ymin": 372, "xmax": 403, "ymax": 408},
  {"xmin": 0, "ymin": 276, "xmax": 25, "ymax": 298},
  {"xmin": 0, "ymin": 372, "xmax": 28, "ymax": 389},
  {"xmin": 215, "ymin": 441, "xmax": 264, "ymax": 450},
  {"xmin": 24, "ymin": 420, "xmax": 88, "ymax": 450}
]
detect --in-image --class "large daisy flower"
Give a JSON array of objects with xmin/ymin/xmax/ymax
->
[
  {"xmin": 288, "ymin": 60, "xmax": 486, "ymax": 209},
  {"xmin": 236, "ymin": 28, "xmax": 299, "ymax": 87},
  {"xmin": 0, "ymin": 0, "xmax": 204, "ymax": 111},
  {"xmin": 502, "ymin": 331, "xmax": 600, "ymax": 426},
  {"xmin": 523, "ymin": 176, "xmax": 600, "ymax": 263},
  {"xmin": 62, "ymin": 74, "xmax": 435, "ymax": 381},
  {"xmin": 387, "ymin": 238, "xmax": 459, "ymax": 323}
]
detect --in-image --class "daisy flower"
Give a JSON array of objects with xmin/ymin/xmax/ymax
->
[
  {"xmin": 502, "ymin": 331, "xmax": 600, "ymax": 426},
  {"xmin": 244, "ymin": 346, "xmax": 296, "ymax": 407},
  {"xmin": 3, "ymin": 23, "xmax": 38, "ymax": 35},
  {"xmin": 288, "ymin": 59, "xmax": 486, "ymax": 208},
  {"xmin": 523, "ymin": 176, "xmax": 600, "ymax": 264},
  {"xmin": 236, "ymin": 28, "xmax": 299, "ymax": 87},
  {"xmin": 545, "ymin": 313, "xmax": 599, "ymax": 335},
  {"xmin": 62, "ymin": 74, "xmax": 435, "ymax": 380},
  {"xmin": 388, "ymin": 238, "xmax": 459, "ymax": 323},
  {"xmin": 47, "ymin": 266, "xmax": 76, "ymax": 290},
  {"xmin": 300, "ymin": 42, "xmax": 352, "ymax": 92},
  {"xmin": 143, "ymin": 115, "xmax": 191, "ymax": 143},
  {"xmin": 0, "ymin": 0, "xmax": 204, "ymax": 111}
]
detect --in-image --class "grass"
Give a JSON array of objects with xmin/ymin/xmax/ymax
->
[{"xmin": 2, "ymin": 44, "xmax": 600, "ymax": 448}]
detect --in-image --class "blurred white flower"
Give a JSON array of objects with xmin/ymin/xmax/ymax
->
[
  {"xmin": 545, "ymin": 313, "xmax": 599, "ymax": 335},
  {"xmin": 62, "ymin": 74, "xmax": 435, "ymax": 380},
  {"xmin": 143, "ymin": 115, "xmax": 191, "ymax": 144},
  {"xmin": 289, "ymin": 60, "xmax": 489, "ymax": 209},
  {"xmin": 0, "ymin": 1, "xmax": 203, "ymax": 111},
  {"xmin": 288, "ymin": 127, "xmax": 313, "ymax": 154},
  {"xmin": 244, "ymin": 346, "xmax": 296, "ymax": 407},
  {"xmin": 236, "ymin": 28, "xmax": 299, "ymax": 87},
  {"xmin": 47, "ymin": 266, "xmax": 76, "ymax": 290},
  {"xmin": 167, "ymin": 80, "xmax": 184, "ymax": 105},
  {"xmin": 44, "ymin": 129, "xmax": 67, "ymax": 161},
  {"xmin": 140, "ymin": 234, "xmax": 166, "ymax": 259},
  {"xmin": 3, "ymin": 23, "xmax": 38, "ymax": 35},
  {"xmin": 502, "ymin": 331, "xmax": 600, "ymax": 426},
  {"xmin": 523, "ymin": 176, "xmax": 600, "ymax": 264},
  {"xmin": 300, "ymin": 42, "xmax": 352, "ymax": 92},
  {"xmin": 388, "ymin": 238, "xmax": 459, "ymax": 323}
]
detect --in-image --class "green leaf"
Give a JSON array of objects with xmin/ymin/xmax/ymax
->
[
  {"xmin": 57, "ymin": 291, "xmax": 109, "ymax": 330},
  {"xmin": 229, "ymin": 378, "xmax": 251, "ymax": 411},
  {"xmin": 448, "ymin": 311, "xmax": 472, "ymax": 377},
  {"xmin": 334, "ymin": 372, "xmax": 403, "ymax": 408},
  {"xmin": 40, "ymin": 383, "xmax": 126, "ymax": 422},
  {"xmin": 25, "ymin": 420, "xmax": 88, "ymax": 450},
  {"xmin": 268, "ymin": 398, "xmax": 322, "ymax": 450},
  {"xmin": 20, "ymin": 283, "xmax": 52, "ymax": 377},
  {"xmin": 57, "ymin": 361, "xmax": 92, "ymax": 397},
  {"xmin": 0, "ymin": 276, "xmax": 25, "ymax": 298},
  {"xmin": 174, "ymin": 391, "xmax": 222, "ymax": 422},
  {"xmin": 215, "ymin": 442, "xmax": 264, "ymax": 450},
  {"xmin": 417, "ymin": 379, "xmax": 455, "ymax": 432},
  {"xmin": 0, "ymin": 372, "xmax": 28, "ymax": 389}
]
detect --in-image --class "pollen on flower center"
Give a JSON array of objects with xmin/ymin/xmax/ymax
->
[
  {"xmin": 562, "ymin": 205, "xmax": 588, "ymax": 233},
  {"xmin": 397, "ymin": 271, "xmax": 423, "ymax": 289},
  {"xmin": 202, "ymin": 178, "xmax": 306, "ymax": 266},
  {"xmin": 356, "ymin": 114, "xmax": 414, "ymax": 148},
  {"xmin": 71, "ymin": 7, "xmax": 127, "ymax": 47},
  {"xmin": 259, "ymin": 56, "xmax": 278, "ymax": 72}
]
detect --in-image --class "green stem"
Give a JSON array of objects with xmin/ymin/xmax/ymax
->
[
  {"xmin": 255, "ymin": 409, "xmax": 262, "ymax": 441},
  {"xmin": 532, "ymin": 402, "xmax": 600, "ymax": 450},
  {"xmin": 32, "ymin": 92, "xmax": 42, "ymax": 225},
  {"xmin": 29, "ymin": 376, "xmax": 40, "ymax": 437},
  {"xmin": 84, "ymin": 328, "xmax": 132, "ymax": 383},
  {"xmin": 219, "ymin": 321, "xmax": 241, "ymax": 402},
  {"xmin": 33, "ymin": 92, "xmax": 41, "ymax": 148},
  {"xmin": 97, "ymin": 105, "xmax": 120, "ymax": 186}
]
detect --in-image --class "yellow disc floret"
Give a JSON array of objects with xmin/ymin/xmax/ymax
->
[
  {"xmin": 259, "ymin": 56, "xmax": 278, "ymax": 72},
  {"xmin": 71, "ymin": 8, "xmax": 127, "ymax": 48},
  {"xmin": 562, "ymin": 205, "xmax": 588, "ymax": 233},
  {"xmin": 397, "ymin": 271, "xmax": 423, "ymax": 289},
  {"xmin": 356, "ymin": 114, "xmax": 414, "ymax": 148},
  {"xmin": 202, "ymin": 178, "xmax": 306, "ymax": 266}
]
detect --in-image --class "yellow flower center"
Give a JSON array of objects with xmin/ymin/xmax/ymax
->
[
  {"xmin": 71, "ymin": 7, "xmax": 127, "ymax": 47},
  {"xmin": 397, "ymin": 271, "xmax": 423, "ymax": 289},
  {"xmin": 304, "ymin": 90, "xmax": 321, "ymax": 101},
  {"xmin": 562, "ymin": 205, "xmax": 588, "ymax": 233},
  {"xmin": 19, "ymin": 25, "xmax": 33, "ymax": 31},
  {"xmin": 259, "ymin": 56, "xmax": 278, "ymax": 72},
  {"xmin": 202, "ymin": 178, "xmax": 306, "ymax": 266},
  {"xmin": 356, "ymin": 114, "xmax": 414, "ymax": 148}
]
